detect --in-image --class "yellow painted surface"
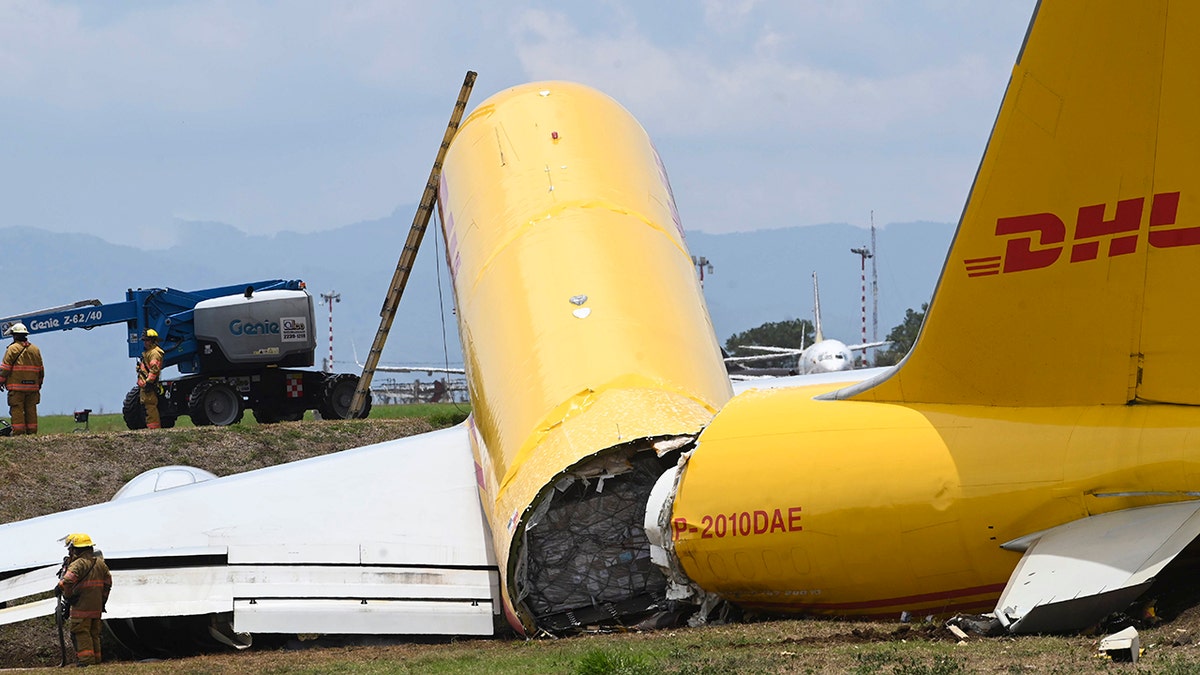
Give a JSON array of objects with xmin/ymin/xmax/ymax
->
[
  {"xmin": 675, "ymin": 383, "xmax": 1200, "ymax": 618},
  {"xmin": 857, "ymin": 0, "xmax": 1200, "ymax": 406},
  {"xmin": 438, "ymin": 81, "xmax": 732, "ymax": 629}
]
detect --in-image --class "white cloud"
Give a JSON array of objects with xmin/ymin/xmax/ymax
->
[
  {"xmin": 432, "ymin": 1, "xmax": 1031, "ymax": 236},
  {"xmin": 510, "ymin": 3, "xmax": 1013, "ymax": 146},
  {"xmin": 0, "ymin": 1, "xmax": 264, "ymax": 111},
  {"xmin": 701, "ymin": 0, "xmax": 763, "ymax": 32}
]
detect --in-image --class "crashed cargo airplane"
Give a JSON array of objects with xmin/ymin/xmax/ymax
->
[{"xmin": 4, "ymin": 0, "xmax": 1200, "ymax": 654}]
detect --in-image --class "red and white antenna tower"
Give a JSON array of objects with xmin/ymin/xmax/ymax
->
[
  {"xmin": 850, "ymin": 242, "xmax": 874, "ymax": 367},
  {"xmin": 320, "ymin": 290, "xmax": 341, "ymax": 373}
]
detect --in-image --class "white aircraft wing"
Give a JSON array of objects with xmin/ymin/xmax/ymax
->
[
  {"xmin": 723, "ymin": 353, "xmax": 798, "ymax": 365},
  {"xmin": 995, "ymin": 500, "xmax": 1200, "ymax": 633},
  {"xmin": 731, "ymin": 367, "xmax": 890, "ymax": 394},
  {"xmin": 731, "ymin": 345, "xmax": 803, "ymax": 355},
  {"xmin": 847, "ymin": 341, "xmax": 889, "ymax": 351},
  {"xmin": 0, "ymin": 425, "xmax": 500, "ymax": 639}
]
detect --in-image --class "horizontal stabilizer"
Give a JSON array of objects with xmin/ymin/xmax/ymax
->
[{"xmin": 996, "ymin": 501, "xmax": 1200, "ymax": 633}]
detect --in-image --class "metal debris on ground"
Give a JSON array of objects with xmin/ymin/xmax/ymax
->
[{"xmin": 1098, "ymin": 626, "xmax": 1140, "ymax": 663}]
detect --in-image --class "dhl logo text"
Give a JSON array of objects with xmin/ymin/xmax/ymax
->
[{"xmin": 964, "ymin": 192, "xmax": 1197, "ymax": 277}]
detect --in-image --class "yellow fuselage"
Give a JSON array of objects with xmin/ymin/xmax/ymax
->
[
  {"xmin": 672, "ymin": 381, "xmax": 1200, "ymax": 618},
  {"xmin": 439, "ymin": 81, "xmax": 731, "ymax": 631}
]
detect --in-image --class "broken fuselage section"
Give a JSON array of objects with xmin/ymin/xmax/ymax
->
[{"xmin": 438, "ymin": 81, "xmax": 732, "ymax": 634}]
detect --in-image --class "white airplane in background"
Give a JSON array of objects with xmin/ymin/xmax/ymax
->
[
  {"xmin": 725, "ymin": 272, "xmax": 887, "ymax": 376},
  {"xmin": 351, "ymin": 345, "xmax": 465, "ymax": 403}
]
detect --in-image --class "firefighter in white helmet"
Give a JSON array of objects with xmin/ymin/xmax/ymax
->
[
  {"xmin": 0, "ymin": 322, "xmax": 44, "ymax": 435},
  {"xmin": 137, "ymin": 329, "xmax": 165, "ymax": 429}
]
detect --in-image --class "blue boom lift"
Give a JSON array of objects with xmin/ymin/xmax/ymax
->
[{"xmin": 0, "ymin": 279, "xmax": 370, "ymax": 428}]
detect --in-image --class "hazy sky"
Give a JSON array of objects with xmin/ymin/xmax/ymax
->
[{"xmin": 0, "ymin": 1, "xmax": 1038, "ymax": 248}]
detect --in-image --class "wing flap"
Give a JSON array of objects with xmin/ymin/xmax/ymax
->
[
  {"xmin": 996, "ymin": 501, "xmax": 1200, "ymax": 633},
  {"xmin": 0, "ymin": 564, "xmax": 58, "ymax": 605},
  {"xmin": 0, "ymin": 597, "xmax": 54, "ymax": 624},
  {"xmin": 108, "ymin": 567, "xmax": 233, "ymax": 618},
  {"xmin": 233, "ymin": 598, "xmax": 495, "ymax": 635}
]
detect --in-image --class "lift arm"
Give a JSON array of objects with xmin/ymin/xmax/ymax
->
[{"xmin": 0, "ymin": 279, "xmax": 305, "ymax": 369}]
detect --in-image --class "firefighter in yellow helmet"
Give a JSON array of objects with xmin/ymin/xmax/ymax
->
[
  {"xmin": 0, "ymin": 322, "xmax": 44, "ymax": 435},
  {"xmin": 56, "ymin": 533, "xmax": 112, "ymax": 666},
  {"xmin": 137, "ymin": 329, "xmax": 165, "ymax": 429}
]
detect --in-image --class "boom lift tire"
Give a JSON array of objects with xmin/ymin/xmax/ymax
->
[
  {"xmin": 122, "ymin": 387, "xmax": 147, "ymax": 430},
  {"xmin": 188, "ymin": 381, "xmax": 244, "ymax": 427},
  {"xmin": 252, "ymin": 408, "xmax": 305, "ymax": 424},
  {"xmin": 123, "ymin": 386, "xmax": 180, "ymax": 430},
  {"xmin": 251, "ymin": 408, "xmax": 280, "ymax": 424},
  {"xmin": 318, "ymin": 373, "xmax": 372, "ymax": 420}
]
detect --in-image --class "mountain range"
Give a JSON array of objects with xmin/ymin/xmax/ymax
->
[{"xmin": 0, "ymin": 213, "xmax": 953, "ymax": 416}]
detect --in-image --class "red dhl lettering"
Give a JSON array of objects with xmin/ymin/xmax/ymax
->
[
  {"xmin": 671, "ymin": 507, "xmax": 802, "ymax": 541},
  {"xmin": 965, "ymin": 191, "xmax": 1196, "ymax": 277}
]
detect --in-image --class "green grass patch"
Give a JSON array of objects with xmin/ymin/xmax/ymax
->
[
  {"xmin": 12, "ymin": 403, "xmax": 470, "ymax": 437},
  {"xmin": 370, "ymin": 403, "xmax": 471, "ymax": 428},
  {"xmin": 575, "ymin": 648, "xmax": 657, "ymax": 675}
]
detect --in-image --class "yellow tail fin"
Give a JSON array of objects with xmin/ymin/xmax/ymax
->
[{"xmin": 852, "ymin": 1, "xmax": 1200, "ymax": 406}]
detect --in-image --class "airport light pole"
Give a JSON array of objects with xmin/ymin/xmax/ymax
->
[
  {"xmin": 851, "ymin": 246, "xmax": 873, "ymax": 366},
  {"xmin": 320, "ymin": 291, "xmax": 341, "ymax": 373},
  {"xmin": 691, "ymin": 255, "xmax": 714, "ymax": 289}
]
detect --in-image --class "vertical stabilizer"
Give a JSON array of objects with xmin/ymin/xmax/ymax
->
[{"xmin": 850, "ymin": 1, "xmax": 1200, "ymax": 406}]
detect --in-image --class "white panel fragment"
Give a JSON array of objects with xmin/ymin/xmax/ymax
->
[
  {"xmin": 996, "ymin": 501, "xmax": 1200, "ymax": 632},
  {"xmin": 0, "ymin": 564, "xmax": 58, "ymax": 605},
  {"xmin": 0, "ymin": 598, "xmax": 54, "ymax": 624}
]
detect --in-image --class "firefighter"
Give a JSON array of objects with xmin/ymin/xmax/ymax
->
[
  {"xmin": 56, "ymin": 533, "xmax": 112, "ymax": 666},
  {"xmin": 0, "ymin": 322, "xmax": 44, "ymax": 435},
  {"xmin": 137, "ymin": 329, "xmax": 165, "ymax": 429}
]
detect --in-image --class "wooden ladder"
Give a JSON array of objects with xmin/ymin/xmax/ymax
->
[{"xmin": 349, "ymin": 71, "xmax": 477, "ymax": 417}]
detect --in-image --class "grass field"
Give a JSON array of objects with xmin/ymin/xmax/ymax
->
[
  {"xmin": 23, "ymin": 402, "xmax": 471, "ymax": 435},
  {"xmin": 28, "ymin": 617, "xmax": 1200, "ymax": 674}
]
